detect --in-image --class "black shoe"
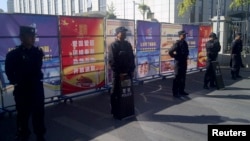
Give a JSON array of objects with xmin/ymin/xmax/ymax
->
[
  {"xmin": 14, "ymin": 131, "xmax": 29, "ymax": 141},
  {"xmin": 209, "ymin": 85, "xmax": 216, "ymax": 88},
  {"xmin": 173, "ymin": 94, "xmax": 181, "ymax": 98},
  {"xmin": 14, "ymin": 136, "xmax": 29, "ymax": 141},
  {"xmin": 236, "ymin": 75, "xmax": 242, "ymax": 78},
  {"xmin": 203, "ymin": 85, "xmax": 209, "ymax": 89},
  {"xmin": 113, "ymin": 114, "xmax": 121, "ymax": 120},
  {"xmin": 232, "ymin": 76, "xmax": 237, "ymax": 80},
  {"xmin": 180, "ymin": 91, "xmax": 189, "ymax": 96},
  {"xmin": 37, "ymin": 136, "xmax": 46, "ymax": 141}
]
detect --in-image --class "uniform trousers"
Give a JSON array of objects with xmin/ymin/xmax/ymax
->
[
  {"xmin": 14, "ymin": 81, "xmax": 46, "ymax": 140},
  {"xmin": 172, "ymin": 62, "xmax": 187, "ymax": 95}
]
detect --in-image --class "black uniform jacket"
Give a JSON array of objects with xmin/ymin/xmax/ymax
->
[
  {"xmin": 205, "ymin": 39, "xmax": 221, "ymax": 62},
  {"xmin": 169, "ymin": 39, "xmax": 189, "ymax": 64},
  {"xmin": 108, "ymin": 40, "xmax": 135, "ymax": 74},
  {"xmin": 5, "ymin": 45, "xmax": 44, "ymax": 85}
]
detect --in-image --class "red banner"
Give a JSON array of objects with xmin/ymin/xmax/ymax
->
[
  {"xmin": 198, "ymin": 25, "xmax": 212, "ymax": 68},
  {"xmin": 59, "ymin": 16, "xmax": 105, "ymax": 95},
  {"xmin": 60, "ymin": 16, "xmax": 104, "ymax": 36}
]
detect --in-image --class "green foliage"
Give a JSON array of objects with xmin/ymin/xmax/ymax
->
[
  {"xmin": 0, "ymin": 9, "xmax": 4, "ymax": 13},
  {"xmin": 138, "ymin": 4, "xmax": 151, "ymax": 20},
  {"xmin": 177, "ymin": 0, "xmax": 196, "ymax": 17},
  {"xmin": 177, "ymin": 0, "xmax": 250, "ymax": 17},
  {"xmin": 106, "ymin": 2, "xmax": 117, "ymax": 19},
  {"xmin": 106, "ymin": 12, "xmax": 116, "ymax": 19},
  {"xmin": 230, "ymin": 0, "xmax": 250, "ymax": 8}
]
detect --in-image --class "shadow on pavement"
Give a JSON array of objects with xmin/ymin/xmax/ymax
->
[
  {"xmin": 137, "ymin": 114, "xmax": 250, "ymax": 124},
  {"xmin": 0, "ymin": 68, "xmax": 250, "ymax": 141},
  {"xmin": 224, "ymin": 87, "xmax": 250, "ymax": 90},
  {"xmin": 205, "ymin": 94, "xmax": 250, "ymax": 100}
]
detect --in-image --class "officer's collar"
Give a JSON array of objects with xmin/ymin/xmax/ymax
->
[
  {"xmin": 116, "ymin": 38, "xmax": 126, "ymax": 42},
  {"xmin": 20, "ymin": 44, "xmax": 33, "ymax": 50}
]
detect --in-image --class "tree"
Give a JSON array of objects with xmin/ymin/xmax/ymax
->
[
  {"xmin": 0, "ymin": 9, "xmax": 4, "ymax": 13},
  {"xmin": 106, "ymin": 2, "xmax": 117, "ymax": 19},
  {"xmin": 230, "ymin": 0, "xmax": 250, "ymax": 8},
  {"xmin": 177, "ymin": 0, "xmax": 196, "ymax": 16},
  {"xmin": 177, "ymin": 0, "xmax": 250, "ymax": 16},
  {"xmin": 138, "ymin": 3, "xmax": 151, "ymax": 20}
]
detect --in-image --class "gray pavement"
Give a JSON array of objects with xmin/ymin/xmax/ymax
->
[{"xmin": 1, "ymin": 67, "xmax": 250, "ymax": 141}]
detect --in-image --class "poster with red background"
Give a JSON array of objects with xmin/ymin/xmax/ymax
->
[
  {"xmin": 198, "ymin": 25, "xmax": 212, "ymax": 68},
  {"xmin": 59, "ymin": 16, "xmax": 105, "ymax": 95}
]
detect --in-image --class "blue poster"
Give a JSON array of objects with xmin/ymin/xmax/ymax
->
[
  {"xmin": 0, "ymin": 14, "xmax": 61, "ymax": 107},
  {"xmin": 136, "ymin": 21, "xmax": 160, "ymax": 78},
  {"xmin": 0, "ymin": 14, "xmax": 58, "ymax": 37},
  {"xmin": 183, "ymin": 25, "xmax": 199, "ymax": 70}
]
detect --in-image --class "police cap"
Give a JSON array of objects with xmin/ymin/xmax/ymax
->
[
  {"xmin": 19, "ymin": 26, "xmax": 36, "ymax": 37},
  {"xmin": 178, "ymin": 30, "xmax": 188, "ymax": 36},
  {"xmin": 115, "ymin": 26, "xmax": 128, "ymax": 35},
  {"xmin": 209, "ymin": 32, "xmax": 217, "ymax": 38},
  {"xmin": 236, "ymin": 32, "xmax": 242, "ymax": 36}
]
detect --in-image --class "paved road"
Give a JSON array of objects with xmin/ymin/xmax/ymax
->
[{"xmin": 1, "ymin": 67, "xmax": 250, "ymax": 141}]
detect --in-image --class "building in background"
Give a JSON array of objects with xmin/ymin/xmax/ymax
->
[
  {"xmin": 6, "ymin": 0, "xmax": 200, "ymax": 23},
  {"xmin": 7, "ymin": 0, "xmax": 93, "ymax": 15},
  {"xmin": 6, "ymin": 0, "xmax": 250, "ymax": 24}
]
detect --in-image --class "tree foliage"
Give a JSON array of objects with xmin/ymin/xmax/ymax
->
[
  {"xmin": 178, "ymin": 0, "xmax": 250, "ymax": 16},
  {"xmin": 138, "ymin": 4, "xmax": 151, "ymax": 20},
  {"xmin": 177, "ymin": 0, "xmax": 196, "ymax": 16},
  {"xmin": 230, "ymin": 0, "xmax": 250, "ymax": 8},
  {"xmin": 0, "ymin": 9, "xmax": 4, "ymax": 13},
  {"xmin": 106, "ymin": 2, "xmax": 117, "ymax": 19}
]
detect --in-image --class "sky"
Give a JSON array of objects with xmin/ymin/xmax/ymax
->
[{"xmin": 0, "ymin": 0, "xmax": 7, "ymax": 12}]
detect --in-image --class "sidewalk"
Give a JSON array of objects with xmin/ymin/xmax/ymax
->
[{"xmin": 1, "ymin": 67, "xmax": 250, "ymax": 141}]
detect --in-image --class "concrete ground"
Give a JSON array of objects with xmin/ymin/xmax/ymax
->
[{"xmin": 1, "ymin": 67, "xmax": 250, "ymax": 141}]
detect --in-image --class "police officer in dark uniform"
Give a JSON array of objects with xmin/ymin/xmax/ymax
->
[
  {"xmin": 108, "ymin": 26, "xmax": 135, "ymax": 118},
  {"xmin": 5, "ymin": 26, "xmax": 46, "ymax": 141},
  {"xmin": 230, "ymin": 33, "xmax": 243, "ymax": 80},
  {"xmin": 169, "ymin": 30, "xmax": 189, "ymax": 98},
  {"xmin": 203, "ymin": 33, "xmax": 221, "ymax": 89}
]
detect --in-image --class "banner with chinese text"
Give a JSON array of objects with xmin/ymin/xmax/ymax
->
[
  {"xmin": 0, "ymin": 14, "xmax": 60, "ymax": 107},
  {"xmin": 160, "ymin": 24, "xmax": 182, "ymax": 74},
  {"xmin": 59, "ymin": 16, "xmax": 105, "ymax": 95},
  {"xmin": 105, "ymin": 19, "xmax": 135, "ymax": 84},
  {"xmin": 183, "ymin": 25, "xmax": 199, "ymax": 70},
  {"xmin": 198, "ymin": 25, "xmax": 212, "ymax": 68},
  {"xmin": 136, "ymin": 21, "xmax": 160, "ymax": 78}
]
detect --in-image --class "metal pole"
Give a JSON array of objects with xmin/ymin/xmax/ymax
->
[
  {"xmin": 124, "ymin": 0, "xmax": 125, "ymax": 19},
  {"xmin": 133, "ymin": 1, "xmax": 135, "ymax": 22},
  {"xmin": 217, "ymin": 0, "xmax": 221, "ymax": 39},
  {"xmin": 169, "ymin": 0, "xmax": 170, "ymax": 23},
  {"xmin": 0, "ymin": 81, "xmax": 4, "ymax": 113},
  {"xmin": 246, "ymin": 4, "xmax": 249, "ymax": 48}
]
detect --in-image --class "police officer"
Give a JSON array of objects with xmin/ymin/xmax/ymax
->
[
  {"xmin": 230, "ymin": 33, "xmax": 243, "ymax": 80},
  {"xmin": 169, "ymin": 30, "xmax": 189, "ymax": 98},
  {"xmin": 108, "ymin": 26, "xmax": 135, "ymax": 118},
  {"xmin": 5, "ymin": 26, "xmax": 46, "ymax": 141},
  {"xmin": 203, "ymin": 33, "xmax": 221, "ymax": 89}
]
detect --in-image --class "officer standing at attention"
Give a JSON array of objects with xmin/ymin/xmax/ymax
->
[
  {"xmin": 108, "ymin": 26, "xmax": 135, "ymax": 118},
  {"xmin": 169, "ymin": 30, "xmax": 189, "ymax": 98},
  {"xmin": 5, "ymin": 26, "xmax": 46, "ymax": 141},
  {"xmin": 203, "ymin": 33, "xmax": 221, "ymax": 89},
  {"xmin": 230, "ymin": 33, "xmax": 243, "ymax": 80}
]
